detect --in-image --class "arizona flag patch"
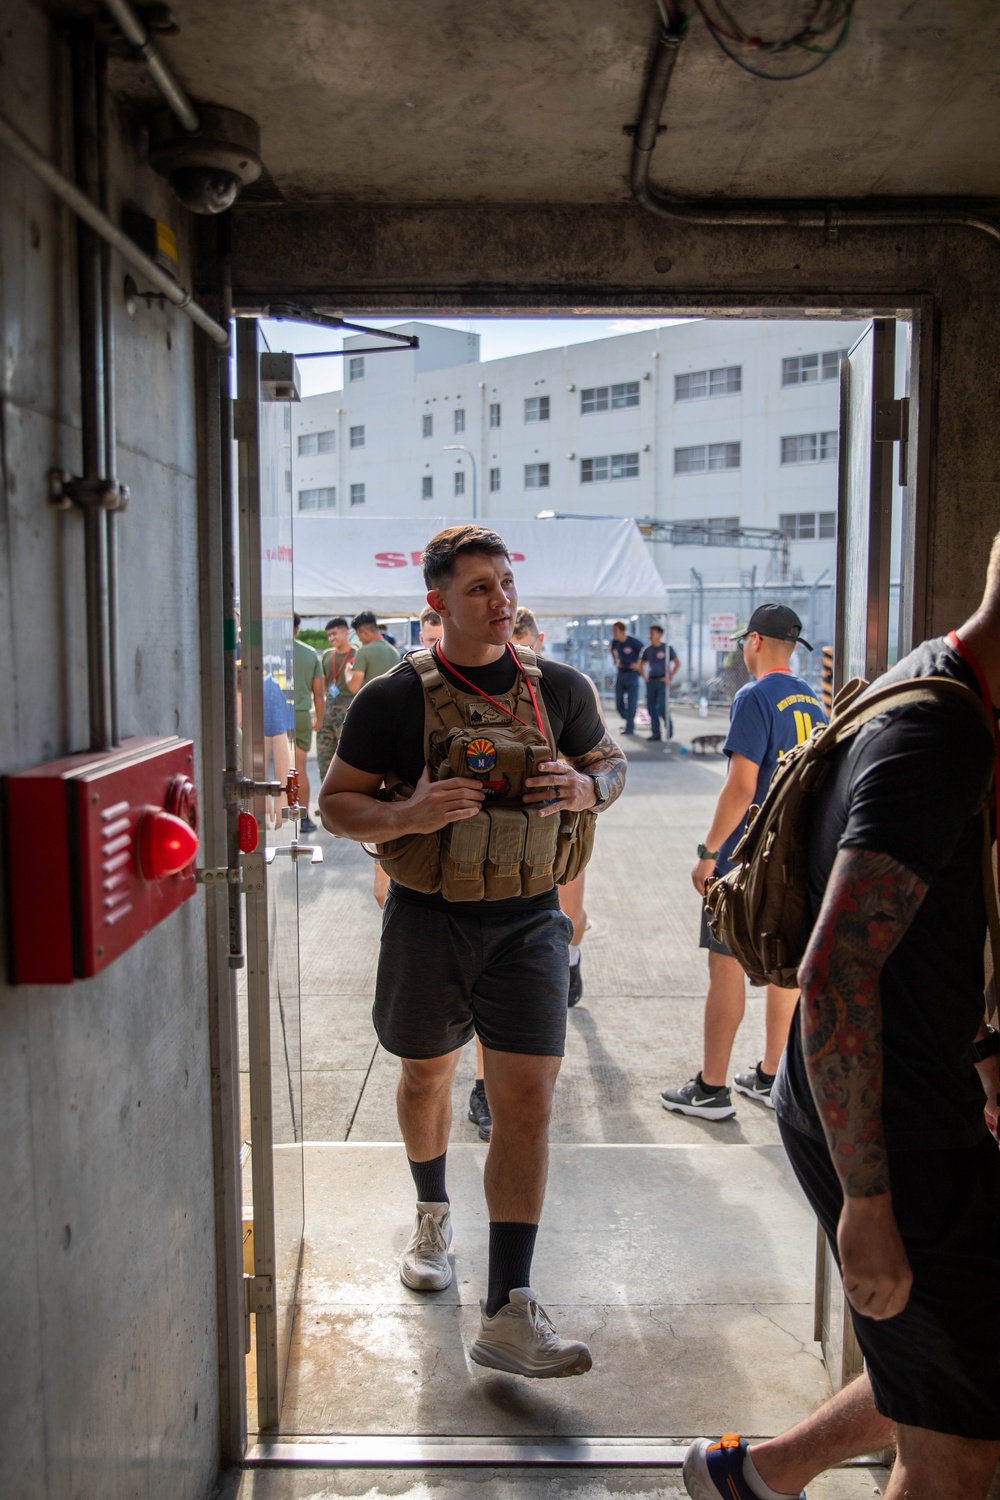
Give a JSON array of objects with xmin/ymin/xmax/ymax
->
[{"xmin": 466, "ymin": 738, "xmax": 497, "ymax": 774}]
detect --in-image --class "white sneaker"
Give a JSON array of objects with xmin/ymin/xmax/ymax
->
[
  {"xmin": 470, "ymin": 1287, "xmax": 592, "ymax": 1378},
  {"xmin": 399, "ymin": 1201, "xmax": 453, "ymax": 1291}
]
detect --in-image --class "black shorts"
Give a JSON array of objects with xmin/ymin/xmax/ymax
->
[
  {"xmin": 778, "ymin": 1115, "xmax": 1000, "ymax": 1439},
  {"xmin": 373, "ymin": 888, "xmax": 573, "ymax": 1060},
  {"xmin": 699, "ymin": 900, "xmax": 732, "ymax": 956}
]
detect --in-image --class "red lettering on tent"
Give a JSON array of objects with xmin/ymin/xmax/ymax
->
[
  {"xmin": 411, "ymin": 552, "xmax": 424, "ymax": 566},
  {"xmin": 510, "ymin": 553, "xmax": 525, "ymax": 562},
  {"xmin": 375, "ymin": 552, "xmax": 407, "ymax": 569}
]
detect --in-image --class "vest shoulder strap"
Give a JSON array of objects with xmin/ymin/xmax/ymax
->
[{"xmin": 405, "ymin": 647, "xmax": 467, "ymax": 734}]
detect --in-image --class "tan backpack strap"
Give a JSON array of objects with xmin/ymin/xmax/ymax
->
[
  {"xmin": 827, "ymin": 675, "xmax": 995, "ymax": 749},
  {"xmin": 510, "ymin": 643, "xmax": 556, "ymax": 756},
  {"xmin": 405, "ymin": 646, "xmax": 466, "ymax": 735}
]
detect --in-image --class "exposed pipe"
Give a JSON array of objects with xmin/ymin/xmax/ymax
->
[
  {"xmin": 73, "ymin": 32, "xmax": 113, "ymax": 753},
  {"xmin": 100, "ymin": 0, "xmax": 200, "ymax": 134},
  {"xmin": 0, "ymin": 110, "xmax": 229, "ymax": 346},
  {"xmin": 630, "ymin": 25, "xmax": 1000, "ymax": 246},
  {"xmin": 218, "ymin": 255, "xmax": 244, "ymax": 968},
  {"xmin": 97, "ymin": 50, "xmax": 121, "ymax": 747}
]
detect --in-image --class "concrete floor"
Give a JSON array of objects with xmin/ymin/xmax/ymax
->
[{"xmin": 236, "ymin": 704, "xmax": 891, "ymax": 1495}]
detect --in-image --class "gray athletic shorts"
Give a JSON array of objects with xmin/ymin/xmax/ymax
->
[
  {"xmin": 373, "ymin": 887, "xmax": 573, "ymax": 1060},
  {"xmin": 699, "ymin": 900, "xmax": 732, "ymax": 957}
]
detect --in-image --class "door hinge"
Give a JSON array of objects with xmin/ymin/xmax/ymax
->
[
  {"xmin": 874, "ymin": 396, "xmax": 910, "ymax": 485},
  {"xmin": 244, "ymin": 1273, "xmax": 274, "ymax": 1316}
]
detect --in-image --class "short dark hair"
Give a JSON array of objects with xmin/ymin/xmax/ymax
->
[
  {"xmin": 649, "ymin": 623, "xmax": 664, "ymax": 636},
  {"xmin": 293, "ymin": 613, "xmax": 302, "ymax": 630},
  {"xmin": 612, "ymin": 620, "xmax": 626, "ymax": 631},
  {"xmin": 351, "ymin": 610, "xmax": 378, "ymax": 630},
  {"xmin": 423, "ymin": 525, "xmax": 510, "ymax": 590},
  {"xmin": 419, "ymin": 605, "xmax": 442, "ymax": 626},
  {"xmin": 325, "ymin": 617, "xmax": 348, "ymax": 631}
]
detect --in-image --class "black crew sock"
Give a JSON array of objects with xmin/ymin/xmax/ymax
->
[
  {"xmin": 757, "ymin": 1063, "xmax": 776, "ymax": 1085},
  {"xmin": 485, "ymin": 1221, "xmax": 539, "ymax": 1317},
  {"xmin": 696, "ymin": 1071, "xmax": 727, "ymax": 1094},
  {"xmin": 408, "ymin": 1150, "xmax": 448, "ymax": 1205}
]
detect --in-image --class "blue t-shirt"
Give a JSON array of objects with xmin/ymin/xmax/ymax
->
[
  {"xmin": 262, "ymin": 673, "xmax": 292, "ymax": 737},
  {"xmin": 717, "ymin": 671, "xmax": 827, "ymax": 873},
  {"xmin": 612, "ymin": 635, "xmax": 643, "ymax": 672},
  {"xmin": 640, "ymin": 643, "xmax": 678, "ymax": 679}
]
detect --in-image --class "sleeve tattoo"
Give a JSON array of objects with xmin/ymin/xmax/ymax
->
[
  {"xmin": 798, "ymin": 847, "xmax": 927, "ymax": 1199},
  {"xmin": 566, "ymin": 730, "xmax": 628, "ymax": 809}
]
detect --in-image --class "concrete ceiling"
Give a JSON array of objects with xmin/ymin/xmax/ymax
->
[{"xmin": 108, "ymin": 0, "xmax": 1000, "ymax": 206}]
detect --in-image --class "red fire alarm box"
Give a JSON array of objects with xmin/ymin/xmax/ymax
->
[{"xmin": 4, "ymin": 736, "xmax": 199, "ymax": 984}]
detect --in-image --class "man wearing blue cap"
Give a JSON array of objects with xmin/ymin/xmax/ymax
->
[{"xmin": 660, "ymin": 603, "xmax": 827, "ymax": 1120}]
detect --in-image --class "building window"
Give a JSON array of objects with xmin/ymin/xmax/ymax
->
[
  {"xmin": 454, "ymin": 471, "xmax": 465, "ymax": 496},
  {"xmin": 421, "ymin": 476, "xmax": 433, "ymax": 500},
  {"xmin": 781, "ymin": 350, "xmax": 847, "ymax": 386},
  {"xmin": 348, "ymin": 356, "xmax": 365, "ymax": 382},
  {"xmin": 580, "ymin": 381, "xmax": 641, "ymax": 414},
  {"xmin": 299, "ymin": 486, "xmax": 336, "ymax": 511},
  {"xmin": 454, "ymin": 408, "xmax": 465, "ymax": 434},
  {"xmin": 673, "ymin": 516, "xmax": 740, "ymax": 543},
  {"xmin": 489, "ymin": 402, "xmax": 501, "ymax": 428},
  {"xmin": 524, "ymin": 396, "xmax": 550, "ymax": 423},
  {"xmin": 675, "ymin": 366, "xmax": 742, "ymax": 402},
  {"xmin": 581, "ymin": 452, "xmax": 640, "ymax": 483},
  {"xmin": 524, "ymin": 463, "xmax": 550, "ymax": 488},
  {"xmin": 349, "ymin": 424, "xmax": 365, "ymax": 449},
  {"xmin": 350, "ymin": 483, "xmax": 365, "ymax": 506},
  {"xmin": 779, "ymin": 511, "xmax": 837, "ymax": 541},
  {"xmin": 489, "ymin": 467, "xmax": 500, "ymax": 492},
  {"xmin": 674, "ymin": 442, "xmax": 741, "ymax": 475},
  {"xmin": 422, "ymin": 413, "xmax": 433, "ymax": 438},
  {"xmin": 780, "ymin": 431, "xmax": 839, "ymax": 464},
  {"xmin": 297, "ymin": 429, "xmax": 336, "ymax": 456}
]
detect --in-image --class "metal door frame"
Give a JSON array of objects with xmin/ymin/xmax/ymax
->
[{"xmin": 234, "ymin": 316, "xmax": 305, "ymax": 1432}]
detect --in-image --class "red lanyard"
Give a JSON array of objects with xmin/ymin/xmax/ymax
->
[
  {"xmin": 332, "ymin": 650, "xmax": 352, "ymax": 682},
  {"xmin": 948, "ymin": 629, "xmax": 1000, "ymax": 870},
  {"xmin": 433, "ymin": 642, "xmax": 547, "ymax": 739}
]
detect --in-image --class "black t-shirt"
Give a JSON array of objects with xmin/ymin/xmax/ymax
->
[
  {"xmin": 336, "ymin": 649, "xmax": 605, "ymax": 911},
  {"xmin": 773, "ymin": 637, "xmax": 995, "ymax": 1152}
]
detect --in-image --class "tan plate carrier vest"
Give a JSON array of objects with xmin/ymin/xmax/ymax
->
[{"xmin": 366, "ymin": 645, "xmax": 596, "ymax": 901}]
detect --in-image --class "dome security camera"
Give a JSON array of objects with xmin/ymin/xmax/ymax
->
[{"xmin": 148, "ymin": 105, "xmax": 263, "ymax": 215}]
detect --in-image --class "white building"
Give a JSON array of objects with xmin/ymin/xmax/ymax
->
[{"xmin": 290, "ymin": 317, "xmax": 867, "ymax": 588}]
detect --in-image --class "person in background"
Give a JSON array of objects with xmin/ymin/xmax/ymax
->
[
  {"xmin": 609, "ymin": 620, "xmax": 643, "ymax": 736},
  {"xmin": 347, "ymin": 611, "xmax": 401, "ymax": 694},
  {"xmin": 640, "ymin": 623, "xmax": 680, "ymax": 742},
  {"xmin": 317, "ymin": 618, "xmax": 356, "ymax": 786},
  {"xmin": 402, "ymin": 605, "xmax": 444, "ymax": 655},
  {"xmin": 660, "ymin": 605, "xmax": 826, "ymax": 1121},
  {"xmin": 513, "ymin": 606, "xmax": 601, "ymax": 1008},
  {"xmin": 685, "ymin": 549, "xmax": 1000, "ymax": 1500},
  {"xmin": 293, "ymin": 613, "xmax": 324, "ymax": 836}
]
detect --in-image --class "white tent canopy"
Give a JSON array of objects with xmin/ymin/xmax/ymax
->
[{"xmin": 291, "ymin": 516, "xmax": 667, "ymax": 618}]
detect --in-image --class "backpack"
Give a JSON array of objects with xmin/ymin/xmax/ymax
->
[{"xmin": 703, "ymin": 675, "xmax": 1000, "ymax": 988}]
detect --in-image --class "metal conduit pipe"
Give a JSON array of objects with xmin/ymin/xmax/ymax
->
[
  {"xmin": 97, "ymin": 49, "xmax": 121, "ymax": 746},
  {"xmin": 218, "ymin": 259, "xmax": 244, "ymax": 968},
  {"xmin": 100, "ymin": 0, "xmax": 199, "ymax": 134},
  {"xmin": 73, "ymin": 32, "xmax": 113, "ymax": 753},
  {"xmin": 630, "ymin": 25, "xmax": 1000, "ymax": 245},
  {"xmin": 0, "ymin": 111, "xmax": 229, "ymax": 346}
]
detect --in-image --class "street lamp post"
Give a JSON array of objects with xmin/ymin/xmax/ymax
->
[{"xmin": 442, "ymin": 444, "xmax": 477, "ymax": 519}]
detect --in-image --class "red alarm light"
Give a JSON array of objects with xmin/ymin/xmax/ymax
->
[{"xmin": 136, "ymin": 807, "xmax": 200, "ymax": 881}]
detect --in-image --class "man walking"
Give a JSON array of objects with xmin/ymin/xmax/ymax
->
[
  {"xmin": 316, "ymin": 617, "xmax": 355, "ymax": 785},
  {"xmin": 661, "ymin": 605, "xmax": 826, "ymax": 1119},
  {"xmin": 684, "ymin": 550, "xmax": 1000, "ymax": 1500},
  {"xmin": 320, "ymin": 525, "xmax": 625, "ymax": 1377},
  {"xmin": 292, "ymin": 614, "xmax": 324, "ymax": 836},
  {"xmin": 609, "ymin": 620, "xmax": 643, "ymax": 735},
  {"xmin": 346, "ymin": 610, "xmax": 400, "ymax": 693},
  {"xmin": 641, "ymin": 623, "xmax": 680, "ymax": 742}
]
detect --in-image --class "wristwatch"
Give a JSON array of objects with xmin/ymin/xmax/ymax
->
[
  {"xmin": 697, "ymin": 843, "xmax": 719, "ymax": 860},
  {"xmin": 590, "ymin": 774, "xmax": 611, "ymax": 808},
  {"xmin": 971, "ymin": 1027, "xmax": 1000, "ymax": 1063}
]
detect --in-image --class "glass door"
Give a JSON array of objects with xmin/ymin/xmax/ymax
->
[{"xmin": 235, "ymin": 318, "xmax": 308, "ymax": 1432}]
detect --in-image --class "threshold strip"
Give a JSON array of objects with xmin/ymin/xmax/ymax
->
[{"xmin": 246, "ymin": 1437, "xmax": 884, "ymax": 1469}]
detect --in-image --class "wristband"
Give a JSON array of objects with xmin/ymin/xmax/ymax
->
[
  {"xmin": 971, "ymin": 1027, "xmax": 1000, "ymax": 1064},
  {"xmin": 697, "ymin": 843, "xmax": 719, "ymax": 861}
]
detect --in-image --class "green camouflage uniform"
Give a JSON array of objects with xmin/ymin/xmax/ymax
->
[{"xmin": 316, "ymin": 646, "xmax": 355, "ymax": 782}]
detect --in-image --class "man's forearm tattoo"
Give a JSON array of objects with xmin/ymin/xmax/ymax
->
[
  {"xmin": 566, "ymin": 731, "xmax": 628, "ymax": 808},
  {"xmin": 798, "ymin": 847, "xmax": 927, "ymax": 1199}
]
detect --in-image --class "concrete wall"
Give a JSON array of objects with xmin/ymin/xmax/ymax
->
[
  {"xmin": 1, "ymin": 5, "xmax": 222, "ymax": 1497},
  {"xmin": 231, "ymin": 203, "xmax": 1000, "ymax": 637}
]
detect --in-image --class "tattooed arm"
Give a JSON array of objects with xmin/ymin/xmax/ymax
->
[
  {"xmin": 798, "ymin": 846, "xmax": 928, "ymax": 1320},
  {"xmin": 523, "ymin": 730, "xmax": 627, "ymax": 817}
]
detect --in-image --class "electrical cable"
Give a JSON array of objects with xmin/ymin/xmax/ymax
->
[{"xmin": 690, "ymin": 0, "xmax": 854, "ymax": 80}]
